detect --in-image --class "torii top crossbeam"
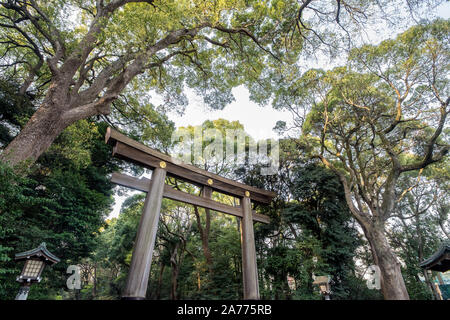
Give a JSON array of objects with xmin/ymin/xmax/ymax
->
[{"xmin": 105, "ymin": 127, "xmax": 276, "ymax": 206}]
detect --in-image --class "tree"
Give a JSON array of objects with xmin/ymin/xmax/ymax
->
[
  {"xmin": 275, "ymin": 20, "xmax": 449, "ymax": 299},
  {"xmin": 0, "ymin": 74, "xmax": 177, "ymax": 299},
  {"xmin": 286, "ymin": 163, "xmax": 373, "ymax": 300},
  {"xmin": 0, "ymin": 162, "xmax": 47, "ymax": 299},
  {"xmin": 239, "ymin": 140, "xmax": 377, "ymax": 299},
  {"xmin": 0, "ymin": 120, "xmax": 116, "ymax": 299},
  {"xmin": 388, "ymin": 169, "xmax": 449, "ymax": 299},
  {"xmin": 0, "ymin": 0, "xmax": 304, "ymax": 166},
  {"xmin": 158, "ymin": 204, "xmax": 194, "ymax": 300},
  {"xmin": 0, "ymin": 79, "xmax": 35, "ymax": 146},
  {"xmin": 174, "ymin": 119, "xmax": 245, "ymax": 275}
]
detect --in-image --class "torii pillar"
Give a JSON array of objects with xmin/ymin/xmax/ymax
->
[
  {"xmin": 241, "ymin": 195, "xmax": 259, "ymax": 299},
  {"xmin": 122, "ymin": 167, "xmax": 166, "ymax": 299}
]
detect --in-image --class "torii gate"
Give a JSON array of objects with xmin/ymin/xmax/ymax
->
[{"xmin": 105, "ymin": 128, "xmax": 275, "ymax": 300}]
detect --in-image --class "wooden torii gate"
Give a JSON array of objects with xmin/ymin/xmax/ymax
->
[{"xmin": 105, "ymin": 128, "xmax": 275, "ymax": 300}]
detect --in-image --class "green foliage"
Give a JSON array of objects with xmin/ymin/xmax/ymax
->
[
  {"xmin": 0, "ymin": 163, "xmax": 50, "ymax": 298},
  {"xmin": 1, "ymin": 1, "xmax": 448, "ymax": 302},
  {"xmin": 88, "ymin": 194, "xmax": 146, "ymax": 299},
  {"xmin": 389, "ymin": 171, "xmax": 449, "ymax": 300},
  {"xmin": 271, "ymin": 20, "xmax": 449, "ymax": 299},
  {"xmin": 109, "ymin": 95, "xmax": 176, "ymax": 152},
  {"xmin": 0, "ymin": 116, "xmax": 116, "ymax": 300},
  {"xmin": 238, "ymin": 139, "xmax": 381, "ymax": 300}
]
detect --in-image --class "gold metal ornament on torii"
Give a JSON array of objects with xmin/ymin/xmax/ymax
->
[{"xmin": 105, "ymin": 127, "xmax": 275, "ymax": 300}]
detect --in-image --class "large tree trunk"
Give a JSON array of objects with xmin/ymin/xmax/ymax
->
[
  {"xmin": 363, "ymin": 223, "xmax": 410, "ymax": 300},
  {"xmin": 193, "ymin": 185, "xmax": 214, "ymax": 281},
  {"xmin": 1, "ymin": 104, "xmax": 69, "ymax": 166}
]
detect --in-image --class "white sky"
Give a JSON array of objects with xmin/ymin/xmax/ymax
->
[
  {"xmin": 108, "ymin": 2, "xmax": 450, "ymax": 220},
  {"xmin": 167, "ymin": 86, "xmax": 293, "ymax": 140}
]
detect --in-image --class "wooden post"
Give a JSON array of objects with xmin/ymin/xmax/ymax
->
[
  {"xmin": 122, "ymin": 167, "xmax": 167, "ymax": 299},
  {"xmin": 240, "ymin": 195, "xmax": 259, "ymax": 300}
]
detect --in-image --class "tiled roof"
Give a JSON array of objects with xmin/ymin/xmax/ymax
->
[{"xmin": 15, "ymin": 242, "xmax": 60, "ymax": 264}]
